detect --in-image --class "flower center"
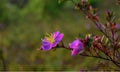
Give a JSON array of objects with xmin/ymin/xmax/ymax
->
[{"xmin": 45, "ymin": 33, "xmax": 55, "ymax": 43}]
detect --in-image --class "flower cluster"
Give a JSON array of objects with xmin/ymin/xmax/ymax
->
[
  {"xmin": 40, "ymin": 31, "xmax": 84, "ymax": 56},
  {"xmin": 40, "ymin": 0, "xmax": 120, "ymax": 70}
]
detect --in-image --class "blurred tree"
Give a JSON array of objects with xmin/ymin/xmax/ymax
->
[
  {"xmin": 44, "ymin": 0, "xmax": 65, "ymax": 16},
  {"xmin": 0, "ymin": 0, "xmax": 8, "ymax": 24},
  {"xmin": 9, "ymin": 0, "xmax": 29, "ymax": 8},
  {"xmin": 21, "ymin": 0, "xmax": 66, "ymax": 21},
  {"xmin": 0, "ymin": 0, "xmax": 22, "ymax": 27}
]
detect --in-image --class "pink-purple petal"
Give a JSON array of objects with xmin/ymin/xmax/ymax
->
[
  {"xmin": 42, "ymin": 40, "xmax": 50, "ymax": 45},
  {"xmin": 41, "ymin": 43, "xmax": 52, "ymax": 50},
  {"xmin": 69, "ymin": 39, "xmax": 84, "ymax": 56},
  {"xmin": 52, "ymin": 41, "xmax": 59, "ymax": 47},
  {"xmin": 52, "ymin": 31, "xmax": 60, "ymax": 38},
  {"xmin": 55, "ymin": 33, "xmax": 64, "ymax": 42},
  {"xmin": 69, "ymin": 39, "xmax": 81, "ymax": 49},
  {"xmin": 71, "ymin": 47, "xmax": 83, "ymax": 56}
]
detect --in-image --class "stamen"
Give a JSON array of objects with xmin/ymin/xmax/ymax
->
[{"xmin": 45, "ymin": 33, "xmax": 55, "ymax": 43}]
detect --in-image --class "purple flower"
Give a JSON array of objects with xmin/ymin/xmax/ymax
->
[
  {"xmin": 69, "ymin": 39, "xmax": 84, "ymax": 56},
  {"xmin": 41, "ymin": 31, "xmax": 64, "ymax": 50}
]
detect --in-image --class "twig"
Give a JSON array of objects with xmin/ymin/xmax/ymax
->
[{"xmin": 56, "ymin": 44, "xmax": 120, "ymax": 64}]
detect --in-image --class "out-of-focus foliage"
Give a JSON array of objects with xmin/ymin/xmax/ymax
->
[
  {"xmin": 0, "ymin": 0, "xmax": 120, "ymax": 71},
  {"xmin": 88, "ymin": 0, "xmax": 100, "ymax": 7},
  {"xmin": 59, "ymin": 0, "xmax": 100, "ymax": 7},
  {"xmin": 9, "ymin": 0, "xmax": 28, "ymax": 8},
  {"xmin": 0, "ymin": 0, "xmax": 8, "ymax": 24}
]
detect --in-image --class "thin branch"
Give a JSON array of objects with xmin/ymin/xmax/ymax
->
[
  {"xmin": 79, "ymin": 53, "xmax": 110, "ymax": 61},
  {"xmin": 56, "ymin": 44, "xmax": 119, "ymax": 63},
  {"xmin": 82, "ymin": 10, "xmax": 113, "ymax": 43},
  {"xmin": 71, "ymin": 0, "xmax": 113, "ymax": 42},
  {"xmin": 69, "ymin": 0, "xmax": 120, "ymax": 68}
]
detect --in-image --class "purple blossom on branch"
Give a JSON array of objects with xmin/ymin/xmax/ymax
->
[
  {"xmin": 41, "ymin": 31, "xmax": 64, "ymax": 50},
  {"xmin": 69, "ymin": 39, "xmax": 84, "ymax": 56}
]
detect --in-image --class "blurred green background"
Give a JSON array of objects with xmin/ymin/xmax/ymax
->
[{"xmin": 0, "ymin": 0, "xmax": 120, "ymax": 71}]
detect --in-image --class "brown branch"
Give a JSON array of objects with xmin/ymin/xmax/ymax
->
[
  {"xmin": 56, "ymin": 44, "xmax": 120, "ymax": 64},
  {"xmin": 79, "ymin": 53, "xmax": 110, "ymax": 61},
  {"xmin": 81, "ymin": 9, "xmax": 113, "ymax": 43},
  {"xmin": 69, "ymin": 0, "xmax": 120, "ymax": 68}
]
